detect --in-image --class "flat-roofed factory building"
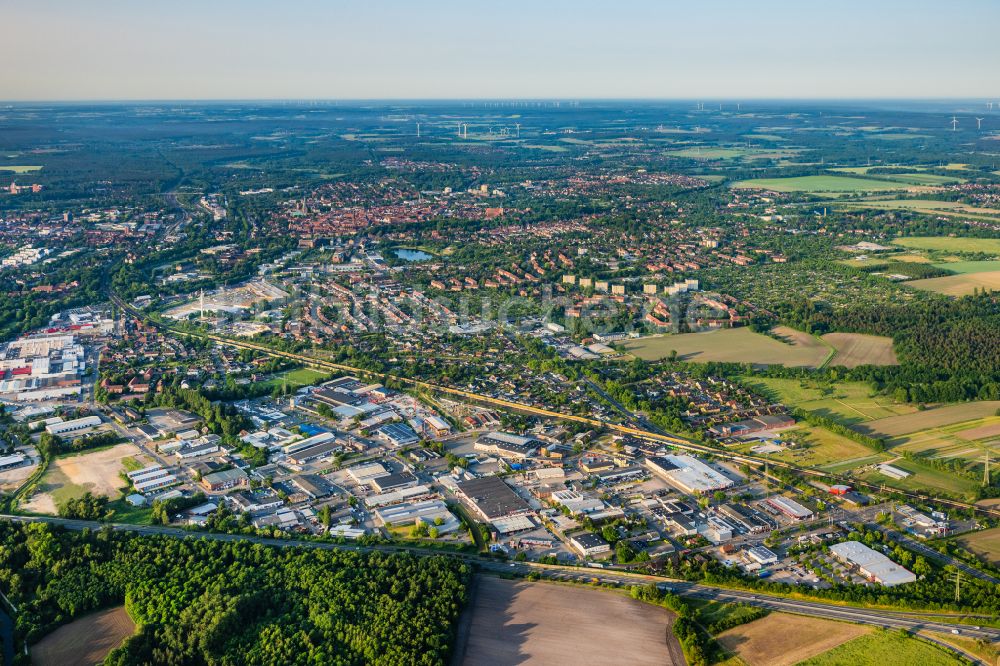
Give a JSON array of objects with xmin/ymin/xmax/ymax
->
[{"xmin": 456, "ymin": 475, "xmax": 532, "ymax": 522}]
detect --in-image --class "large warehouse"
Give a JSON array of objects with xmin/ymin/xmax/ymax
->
[
  {"xmin": 456, "ymin": 475, "xmax": 531, "ymax": 521},
  {"xmin": 645, "ymin": 454, "xmax": 734, "ymax": 495},
  {"xmin": 829, "ymin": 540, "xmax": 916, "ymax": 587}
]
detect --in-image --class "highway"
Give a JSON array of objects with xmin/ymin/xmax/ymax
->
[
  {"xmin": 108, "ymin": 291, "xmax": 1000, "ymax": 522},
  {"xmin": 3, "ymin": 513, "xmax": 997, "ymax": 651}
]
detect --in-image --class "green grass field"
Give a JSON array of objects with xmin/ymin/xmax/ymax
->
[
  {"xmin": 738, "ymin": 377, "xmax": 913, "ymax": 425},
  {"xmin": 0, "ymin": 165, "xmax": 43, "ymax": 173},
  {"xmin": 932, "ymin": 260, "xmax": 1000, "ymax": 274},
  {"xmin": 668, "ymin": 147, "xmax": 746, "ymax": 159},
  {"xmin": 626, "ymin": 326, "xmax": 831, "ymax": 367},
  {"xmin": 876, "ymin": 173, "xmax": 964, "ymax": 185},
  {"xmin": 263, "ymin": 367, "xmax": 330, "ymax": 390},
  {"xmin": 858, "ymin": 458, "xmax": 980, "ymax": 499},
  {"xmin": 839, "ymin": 200, "xmax": 1000, "ymax": 220},
  {"xmin": 766, "ymin": 426, "xmax": 885, "ymax": 469},
  {"xmin": 730, "ymin": 175, "xmax": 915, "ymax": 193},
  {"xmin": 523, "ymin": 144, "xmax": 570, "ymax": 152},
  {"xmin": 893, "ymin": 236, "xmax": 1000, "ymax": 254},
  {"xmin": 797, "ymin": 630, "xmax": 964, "ymax": 666}
]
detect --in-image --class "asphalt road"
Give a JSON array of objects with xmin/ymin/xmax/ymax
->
[{"xmin": 4, "ymin": 514, "xmax": 997, "ymax": 649}]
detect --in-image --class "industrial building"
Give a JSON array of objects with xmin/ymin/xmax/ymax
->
[
  {"xmin": 347, "ymin": 462, "xmax": 390, "ymax": 483},
  {"xmin": 201, "ymin": 468, "xmax": 248, "ymax": 492},
  {"xmin": 364, "ymin": 484, "xmax": 433, "ymax": 508},
  {"xmin": 473, "ymin": 431, "xmax": 540, "ymax": 460},
  {"xmin": 877, "ymin": 463, "xmax": 911, "ymax": 480},
  {"xmin": 0, "ymin": 453, "xmax": 27, "ymax": 470},
  {"xmin": 45, "ymin": 415, "xmax": 102, "ymax": 436},
  {"xmin": 128, "ymin": 465, "xmax": 179, "ymax": 494},
  {"xmin": 746, "ymin": 545, "xmax": 779, "ymax": 565},
  {"xmin": 645, "ymin": 454, "xmax": 734, "ymax": 494},
  {"xmin": 829, "ymin": 540, "xmax": 917, "ymax": 587},
  {"xmin": 762, "ymin": 495, "xmax": 813, "ymax": 521},
  {"xmin": 570, "ymin": 532, "xmax": 611, "ymax": 557},
  {"xmin": 456, "ymin": 475, "xmax": 532, "ymax": 521},
  {"xmin": 718, "ymin": 503, "xmax": 772, "ymax": 534},
  {"xmin": 376, "ymin": 422, "xmax": 419, "ymax": 447},
  {"xmin": 374, "ymin": 499, "xmax": 460, "ymax": 533},
  {"xmin": 369, "ymin": 472, "xmax": 417, "ymax": 493}
]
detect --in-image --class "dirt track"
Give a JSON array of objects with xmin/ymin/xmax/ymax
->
[{"xmin": 454, "ymin": 576, "xmax": 682, "ymax": 666}]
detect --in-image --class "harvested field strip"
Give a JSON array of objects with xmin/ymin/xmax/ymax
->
[
  {"xmin": 796, "ymin": 629, "xmax": 964, "ymax": 665},
  {"xmin": 852, "ymin": 402, "xmax": 1000, "ymax": 438},
  {"xmin": 822, "ymin": 333, "xmax": 897, "ymax": 368},
  {"xmin": 715, "ymin": 613, "xmax": 868, "ymax": 666},
  {"xmin": 953, "ymin": 527, "xmax": 1000, "ymax": 566},
  {"xmin": 907, "ymin": 271, "xmax": 1000, "ymax": 297},
  {"xmin": 31, "ymin": 606, "xmax": 136, "ymax": 666},
  {"xmin": 457, "ymin": 576, "xmax": 682, "ymax": 666}
]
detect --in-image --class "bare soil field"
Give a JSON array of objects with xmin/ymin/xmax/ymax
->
[
  {"xmin": 22, "ymin": 443, "xmax": 142, "ymax": 515},
  {"xmin": 455, "ymin": 577, "xmax": 682, "ymax": 666},
  {"xmin": 626, "ymin": 326, "xmax": 830, "ymax": 367},
  {"xmin": 853, "ymin": 402, "xmax": 1000, "ymax": 439},
  {"xmin": 31, "ymin": 606, "xmax": 135, "ymax": 666},
  {"xmin": 823, "ymin": 333, "xmax": 898, "ymax": 367},
  {"xmin": 955, "ymin": 422, "xmax": 1000, "ymax": 441},
  {"xmin": 717, "ymin": 613, "xmax": 869, "ymax": 666}
]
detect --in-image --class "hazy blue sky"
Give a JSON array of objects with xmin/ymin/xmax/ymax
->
[{"xmin": 2, "ymin": 0, "xmax": 998, "ymax": 100}]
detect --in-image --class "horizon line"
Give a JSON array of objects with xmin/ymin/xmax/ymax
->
[{"xmin": 2, "ymin": 96, "xmax": 998, "ymax": 105}]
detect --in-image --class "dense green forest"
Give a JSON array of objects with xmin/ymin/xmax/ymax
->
[{"xmin": 0, "ymin": 522, "xmax": 469, "ymax": 665}]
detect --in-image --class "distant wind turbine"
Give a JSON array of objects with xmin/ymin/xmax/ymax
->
[
  {"xmin": 950, "ymin": 116, "xmax": 959, "ymax": 131},
  {"xmin": 976, "ymin": 117, "xmax": 985, "ymax": 130}
]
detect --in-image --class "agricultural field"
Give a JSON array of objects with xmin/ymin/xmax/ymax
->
[
  {"xmin": 715, "ymin": 613, "xmax": 868, "ymax": 666},
  {"xmin": 823, "ymin": 333, "xmax": 898, "ymax": 368},
  {"xmin": 952, "ymin": 526, "xmax": 1000, "ymax": 566},
  {"xmin": 931, "ymin": 260, "xmax": 1000, "ymax": 274},
  {"xmin": 888, "ymin": 413, "xmax": 1000, "ymax": 465},
  {"xmin": 626, "ymin": 326, "xmax": 831, "ymax": 367},
  {"xmin": 730, "ymin": 175, "xmax": 916, "ymax": 193},
  {"xmin": 21, "ymin": 443, "xmax": 145, "ymax": 515},
  {"xmin": 907, "ymin": 271, "xmax": 1000, "ymax": 296},
  {"xmin": 0, "ymin": 165, "xmax": 43, "ymax": 173},
  {"xmin": 738, "ymin": 377, "xmax": 914, "ymax": 424},
  {"xmin": 31, "ymin": 606, "xmax": 136, "ymax": 666},
  {"xmin": 853, "ymin": 402, "xmax": 1000, "ymax": 439},
  {"xmin": 456, "ymin": 577, "xmax": 682, "ymax": 666},
  {"xmin": 840, "ymin": 200, "xmax": 1000, "ymax": 220},
  {"xmin": 875, "ymin": 173, "xmax": 964, "ymax": 185},
  {"xmin": 796, "ymin": 629, "xmax": 964, "ymax": 666},
  {"xmin": 667, "ymin": 147, "xmax": 746, "ymax": 159},
  {"xmin": 892, "ymin": 236, "xmax": 1000, "ymax": 254}
]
